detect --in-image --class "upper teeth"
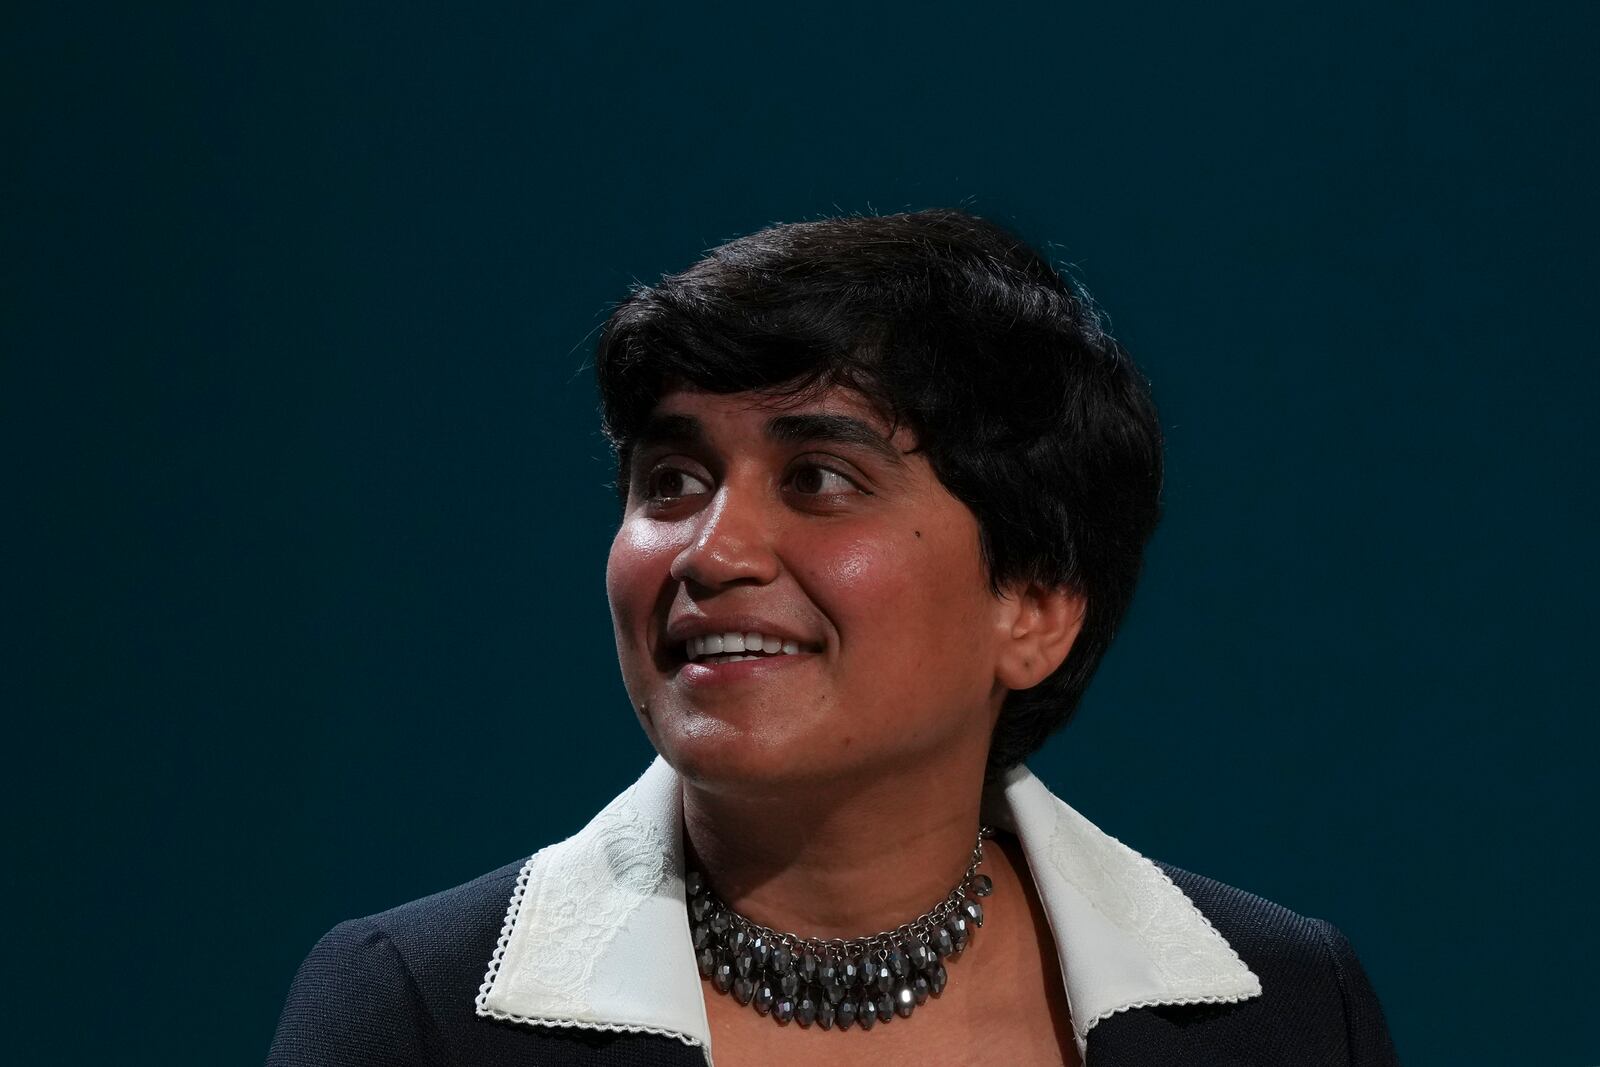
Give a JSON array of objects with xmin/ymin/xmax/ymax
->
[{"xmin": 685, "ymin": 632, "xmax": 803, "ymax": 659}]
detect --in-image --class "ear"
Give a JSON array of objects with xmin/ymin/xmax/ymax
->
[{"xmin": 994, "ymin": 581, "xmax": 1087, "ymax": 692}]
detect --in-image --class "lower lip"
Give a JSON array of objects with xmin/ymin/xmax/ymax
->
[{"xmin": 676, "ymin": 654, "xmax": 815, "ymax": 688}]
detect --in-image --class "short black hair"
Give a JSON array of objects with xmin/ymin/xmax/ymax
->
[{"xmin": 594, "ymin": 209, "xmax": 1163, "ymax": 778}]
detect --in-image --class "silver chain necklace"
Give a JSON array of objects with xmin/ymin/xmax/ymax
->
[{"xmin": 687, "ymin": 826, "xmax": 995, "ymax": 1029}]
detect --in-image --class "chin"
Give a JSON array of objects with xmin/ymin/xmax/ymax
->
[{"xmin": 651, "ymin": 715, "xmax": 863, "ymax": 795}]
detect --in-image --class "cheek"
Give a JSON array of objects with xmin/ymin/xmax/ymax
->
[
  {"xmin": 804, "ymin": 531, "xmax": 968, "ymax": 623},
  {"xmin": 606, "ymin": 520, "xmax": 679, "ymax": 633},
  {"xmin": 804, "ymin": 524, "xmax": 995, "ymax": 678}
]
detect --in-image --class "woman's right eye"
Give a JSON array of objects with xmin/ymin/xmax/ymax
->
[{"xmin": 644, "ymin": 467, "xmax": 712, "ymax": 501}]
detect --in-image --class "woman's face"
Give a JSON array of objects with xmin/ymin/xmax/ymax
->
[{"xmin": 605, "ymin": 383, "xmax": 1017, "ymax": 789}]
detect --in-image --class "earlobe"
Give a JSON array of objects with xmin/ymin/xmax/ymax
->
[{"xmin": 996, "ymin": 583, "xmax": 1086, "ymax": 691}]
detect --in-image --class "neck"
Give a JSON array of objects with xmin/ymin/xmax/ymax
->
[{"xmin": 679, "ymin": 748, "xmax": 991, "ymax": 939}]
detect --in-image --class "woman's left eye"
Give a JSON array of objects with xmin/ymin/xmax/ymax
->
[{"xmin": 786, "ymin": 464, "xmax": 861, "ymax": 496}]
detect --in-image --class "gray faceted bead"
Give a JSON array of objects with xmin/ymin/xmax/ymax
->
[
  {"xmin": 731, "ymin": 975, "xmax": 753, "ymax": 1003},
  {"xmin": 929, "ymin": 962, "xmax": 948, "ymax": 995},
  {"xmin": 962, "ymin": 899, "xmax": 984, "ymax": 928},
  {"xmin": 696, "ymin": 946, "xmax": 716, "ymax": 978},
  {"xmin": 750, "ymin": 937, "xmax": 772, "ymax": 969},
  {"xmin": 875, "ymin": 991, "xmax": 895, "ymax": 1022},
  {"xmin": 816, "ymin": 958, "xmax": 840, "ymax": 1001},
  {"xmin": 947, "ymin": 914, "xmax": 969, "ymax": 952},
  {"xmin": 691, "ymin": 923, "xmax": 712, "ymax": 950},
  {"xmin": 773, "ymin": 996, "xmax": 795, "ymax": 1024},
  {"xmin": 735, "ymin": 952, "xmax": 756, "ymax": 979},
  {"xmin": 770, "ymin": 945, "xmax": 792, "ymax": 974},
  {"xmin": 816, "ymin": 997, "xmax": 835, "ymax": 1030},
  {"xmin": 971, "ymin": 873, "xmax": 993, "ymax": 897},
  {"xmin": 709, "ymin": 911, "xmax": 732, "ymax": 935},
  {"xmin": 714, "ymin": 961, "xmax": 734, "ymax": 994},
  {"xmin": 912, "ymin": 974, "xmax": 930, "ymax": 1004},
  {"xmin": 934, "ymin": 927, "xmax": 955, "ymax": 957},
  {"xmin": 754, "ymin": 983, "xmax": 775, "ymax": 1015},
  {"xmin": 685, "ymin": 869, "xmax": 704, "ymax": 897},
  {"xmin": 836, "ymin": 999, "xmax": 856, "ymax": 1029},
  {"xmin": 689, "ymin": 895, "xmax": 712, "ymax": 921},
  {"xmin": 894, "ymin": 982, "xmax": 916, "ymax": 1018},
  {"xmin": 909, "ymin": 941, "xmax": 934, "ymax": 971},
  {"xmin": 837, "ymin": 958, "xmax": 858, "ymax": 987},
  {"xmin": 779, "ymin": 972, "xmax": 799, "ymax": 997},
  {"xmin": 887, "ymin": 945, "xmax": 909, "ymax": 977},
  {"xmin": 856, "ymin": 1004, "xmax": 877, "ymax": 1031},
  {"xmin": 796, "ymin": 990, "xmax": 817, "ymax": 1027},
  {"xmin": 798, "ymin": 950, "xmax": 819, "ymax": 982}
]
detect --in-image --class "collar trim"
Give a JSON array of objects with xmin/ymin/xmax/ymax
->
[
  {"xmin": 474, "ymin": 853, "xmax": 706, "ymax": 1048},
  {"xmin": 475, "ymin": 760, "xmax": 711, "ymax": 1050},
  {"xmin": 983, "ymin": 762, "xmax": 1262, "ymax": 1051},
  {"xmin": 476, "ymin": 758, "xmax": 1261, "ymax": 1063}
]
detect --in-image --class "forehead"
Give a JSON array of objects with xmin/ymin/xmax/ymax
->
[
  {"xmin": 650, "ymin": 381, "xmax": 885, "ymax": 423},
  {"xmin": 630, "ymin": 382, "xmax": 921, "ymax": 470},
  {"xmin": 630, "ymin": 385, "xmax": 921, "ymax": 463}
]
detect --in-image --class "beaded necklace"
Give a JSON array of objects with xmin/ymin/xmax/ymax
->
[{"xmin": 687, "ymin": 826, "xmax": 995, "ymax": 1029}]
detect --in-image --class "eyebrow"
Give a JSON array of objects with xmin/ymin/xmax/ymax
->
[
  {"xmin": 764, "ymin": 413, "xmax": 907, "ymax": 466},
  {"xmin": 632, "ymin": 413, "xmax": 704, "ymax": 453},
  {"xmin": 630, "ymin": 412, "xmax": 907, "ymax": 466}
]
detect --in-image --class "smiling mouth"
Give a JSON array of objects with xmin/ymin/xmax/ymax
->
[{"xmin": 667, "ymin": 630, "xmax": 820, "ymax": 669}]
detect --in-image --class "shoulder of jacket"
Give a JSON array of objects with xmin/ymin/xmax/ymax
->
[
  {"xmin": 1152, "ymin": 859, "xmax": 1332, "ymax": 969},
  {"xmin": 365, "ymin": 858, "xmax": 525, "ymax": 929},
  {"xmin": 336, "ymin": 858, "xmax": 526, "ymax": 975}
]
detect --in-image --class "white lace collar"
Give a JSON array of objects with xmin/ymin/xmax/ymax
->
[{"xmin": 476, "ymin": 757, "xmax": 1261, "ymax": 1064}]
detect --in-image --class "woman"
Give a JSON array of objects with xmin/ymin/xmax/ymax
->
[{"xmin": 268, "ymin": 210, "xmax": 1399, "ymax": 1065}]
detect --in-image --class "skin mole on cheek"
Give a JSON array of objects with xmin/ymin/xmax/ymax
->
[{"xmin": 914, "ymin": 529, "xmax": 922, "ymax": 539}]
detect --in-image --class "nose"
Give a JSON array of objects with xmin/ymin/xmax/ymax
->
[{"xmin": 668, "ymin": 484, "xmax": 781, "ymax": 590}]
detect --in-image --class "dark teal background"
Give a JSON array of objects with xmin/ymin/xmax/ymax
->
[{"xmin": 8, "ymin": 4, "xmax": 1597, "ymax": 1064}]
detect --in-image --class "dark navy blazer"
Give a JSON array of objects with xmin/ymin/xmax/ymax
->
[{"xmin": 268, "ymin": 858, "xmax": 1400, "ymax": 1066}]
